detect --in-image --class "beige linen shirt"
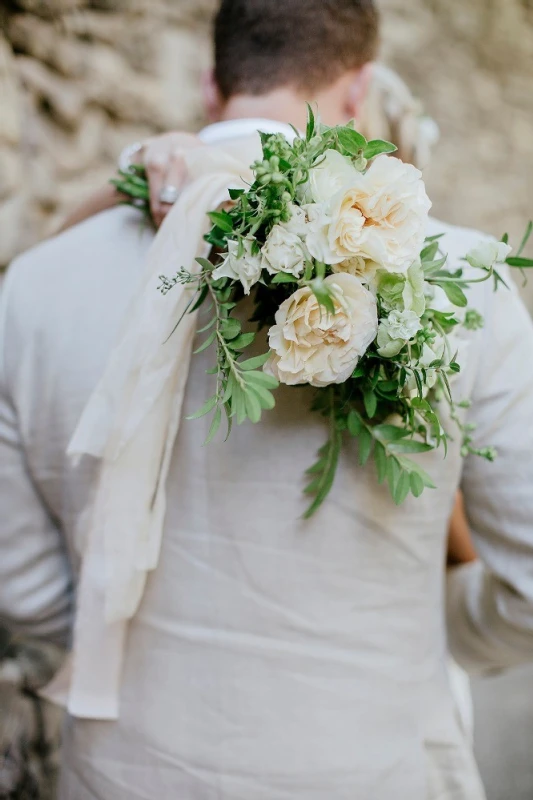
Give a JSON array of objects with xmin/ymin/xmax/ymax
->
[{"xmin": 2, "ymin": 121, "xmax": 533, "ymax": 799}]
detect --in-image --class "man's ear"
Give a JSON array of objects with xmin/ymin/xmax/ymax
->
[
  {"xmin": 202, "ymin": 69, "xmax": 224, "ymax": 122},
  {"xmin": 345, "ymin": 63, "xmax": 374, "ymax": 121}
]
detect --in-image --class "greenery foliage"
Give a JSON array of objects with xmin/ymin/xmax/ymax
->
[{"xmin": 113, "ymin": 108, "xmax": 533, "ymax": 516}]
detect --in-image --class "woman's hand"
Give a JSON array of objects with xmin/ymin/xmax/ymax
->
[
  {"xmin": 138, "ymin": 132, "xmax": 203, "ymax": 227},
  {"xmin": 58, "ymin": 131, "xmax": 203, "ymax": 234},
  {"xmin": 447, "ymin": 491, "xmax": 477, "ymax": 566}
]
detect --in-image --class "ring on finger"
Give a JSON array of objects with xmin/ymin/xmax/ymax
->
[{"xmin": 159, "ymin": 184, "xmax": 180, "ymax": 205}]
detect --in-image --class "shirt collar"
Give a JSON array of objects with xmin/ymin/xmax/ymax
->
[{"xmin": 199, "ymin": 118, "xmax": 298, "ymax": 145}]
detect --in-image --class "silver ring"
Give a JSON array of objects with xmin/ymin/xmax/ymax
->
[{"xmin": 159, "ymin": 184, "xmax": 180, "ymax": 205}]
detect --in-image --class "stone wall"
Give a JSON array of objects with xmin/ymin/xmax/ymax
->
[
  {"xmin": 1, "ymin": 0, "xmax": 533, "ymax": 269},
  {"xmin": 0, "ymin": 0, "xmax": 217, "ymax": 264}
]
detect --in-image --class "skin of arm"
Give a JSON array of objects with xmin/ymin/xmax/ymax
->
[
  {"xmin": 447, "ymin": 492, "xmax": 477, "ymax": 566},
  {"xmin": 57, "ymin": 185, "xmax": 122, "ymax": 233}
]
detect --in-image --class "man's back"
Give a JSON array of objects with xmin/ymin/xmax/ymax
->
[{"xmin": 2, "ymin": 194, "xmax": 533, "ymax": 799}]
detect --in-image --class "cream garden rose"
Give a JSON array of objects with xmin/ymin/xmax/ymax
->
[
  {"xmin": 265, "ymin": 273, "xmax": 378, "ymax": 387},
  {"xmin": 304, "ymin": 151, "xmax": 431, "ymax": 276}
]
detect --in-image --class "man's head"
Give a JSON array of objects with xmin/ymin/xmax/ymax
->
[{"xmin": 205, "ymin": 0, "xmax": 379, "ymax": 128}]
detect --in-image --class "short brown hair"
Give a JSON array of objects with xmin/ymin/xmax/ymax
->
[{"xmin": 214, "ymin": 0, "xmax": 379, "ymax": 99}]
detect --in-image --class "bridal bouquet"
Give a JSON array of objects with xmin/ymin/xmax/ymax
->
[{"xmin": 114, "ymin": 109, "xmax": 532, "ymax": 516}]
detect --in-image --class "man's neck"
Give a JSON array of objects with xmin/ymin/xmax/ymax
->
[{"xmin": 219, "ymin": 89, "xmax": 313, "ymax": 132}]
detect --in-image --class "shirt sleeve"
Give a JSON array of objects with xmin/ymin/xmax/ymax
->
[
  {"xmin": 447, "ymin": 269, "xmax": 533, "ymax": 673},
  {"xmin": 0, "ymin": 275, "xmax": 73, "ymax": 647}
]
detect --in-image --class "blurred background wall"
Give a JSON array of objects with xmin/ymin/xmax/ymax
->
[{"xmin": 1, "ymin": 0, "xmax": 533, "ymax": 268}]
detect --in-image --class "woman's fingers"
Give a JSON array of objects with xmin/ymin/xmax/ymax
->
[
  {"xmin": 156, "ymin": 149, "xmax": 189, "ymax": 225},
  {"xmin": 142, "ymin": 133, "xmax": 202, "ymax": 227},
  {"xmin": 145, "ymin": 153, "xmax": 168, "ymax": 227}
]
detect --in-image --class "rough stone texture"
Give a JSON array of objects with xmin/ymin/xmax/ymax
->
[{"xmin": 0, "ymin": 0, "xmax": 217, "ymax": 259}]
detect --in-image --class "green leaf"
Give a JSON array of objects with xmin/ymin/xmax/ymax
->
[
  {"xmin": 386, "ymin": 456, "xmax": 401, "ymax": 497},
  {"xmin": 187, "ymin": 394, "xmax": 217, "ymax": 420},
  {"xmin": 193, "ymin": 329, "xmax": 216, "ymax": 354},
  {"xmin": 396, "ymin": 456, "xmax": 436, "ymax": 489},
  {"xmin": 506, "ymin": 257, "xmax": 533, "ymax": 268},
  {"xmin": 309, "ymin": 279, "xmax": 336, "ymax": 315},
  {"xmin": 195, "ymin": 257, "xmax": 214, "ymax": 271},
  {"xmin": 228, "ymin": 188, "xmax": 244, "ymax": 200},
  {"xmin": 244, "ymin": 388, "xmax": 262, "ymax": 423},
  {"xmin": 420, "ymin": 241, "xmax": 439, "ymax": 262},
  {"xmin": 336, "ymin": 126, "xmax": 367, "ymax": 155},
  {"xmin": 363, "ymin": 139, "xmax": 397, "ymax": 159},
  {"xmin": 409, "ymin": 472, "xmax": 425, "ymax": 498},
  {"xmin": 272, "ymin": 272, "xmax": 298, "ymax": 284},
  {"xmin": 425, "ymin": 233, "xmax": 445, "ymax": 243},
  {"xmin": 358, "ymin": 426, "xmax": 373, "ymax": 466},
  {"xmin": 440, "ymin": 282, "xmax": 468, "ymax": 307},
  {"xmin": 230, "ymin": 332, "xmax": 255, "ymax": 349},
  {"xmin": 373, "ymin": 424, "xmax": 409, "ymax": 442},
  {"xmin": 347, "ymin": 409, "xmax": 362, "ymax": 436},
  {"xmin": 422, "ymin": 257, "xmax": 448, "ymax": 276},
  {"xmin": 374, "ymin": 442, "xmax": 387, "ymax": 483},
  {"xmin": 306, "ymin": 103, "xmax": 316, "ymax": 141},
  {"xmin": 197, "ymin": 315, "xmax": 216, "ymax": 334},
  {"xmin": 363, "ymin": 388, "xmax": 377, "ymax": 419},
  {"xmin": 231, "ymin": 386, "xmax": 248, "ymax": 425},
  {"xmin": 388, "ymin": 439, "xmax": 433, "ymax": 455},
  {"xmin": 303, "ymin": 425, "xmax": 342, "ymax": 519},
  {"xmin": 204, "ymin": 407, "xmax": 222, "ymax": 445},
  {"xmin": 220, "ymin": 318, "xmax": 241, "ymax": 340},
  {"xmin": 207, "ymin": 210, "xmax": 233, "ymax": 233},
  {"xmin": 189, "ymin": 284, "xmax": 209, "ymax": 314},
  {"xmin": 244, "ymin": 370, "xmax": 279, "ymax": 390},
  {"xmin": 239, "ymin": 352, "xmax": 271, "ymax": 370},
  {"xmin": 393, "ymin": 470, "xmax": 411, "ymax": 505},
  {"xmin": 248, "ymin": 383, "xmax": 276, "ymax": 410}
]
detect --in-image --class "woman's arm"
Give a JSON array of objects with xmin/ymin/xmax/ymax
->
[
  {"xmin": 447, "ymin": 491, "xmax": 477, "ymax": 566},
  {"xmin": 57, "ymin": 185, "xmax": 121, "ymax": 233},
  {"xmin": 57, "ymin": 132, "xmax": 202, "ymax": 233}
]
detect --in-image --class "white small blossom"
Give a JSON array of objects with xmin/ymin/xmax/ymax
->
[
  {"xmin": 465, "ymin": 240, "xmax": 512, "ymax": 271},
  {"xmin": 377, "ymin": 310, "xmax": 422, "ymax": 358},
  {"xmin": 212, "ymin": 239, "xmax": 262, "ymax": 295}
]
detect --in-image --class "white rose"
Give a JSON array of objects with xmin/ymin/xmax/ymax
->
[
  {"xmin": 262, "ymin": 224, "xmax": 307, "ymax": 277},
  {"xmin": 265, "ymin": 272, "xmax": 378, "ymax": 387},
  {"xmin": 307, "ymin": 149, "xmax": 361, "ymax": 204},
  {"xmin": 212, "ymin": 238, "xmax": 262, "ymax": 295},
  {"xmin": 465, "ymin": 240, "xmax": 512, "ymax": 270},
  {"xmin": 377, "ymin": 309, "xmax": 422, "ymax": 357}
]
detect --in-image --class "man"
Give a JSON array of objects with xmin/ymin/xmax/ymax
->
[{"xmin": 1, "ymin": 1, "xmax": 533, "ymax": 798}]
